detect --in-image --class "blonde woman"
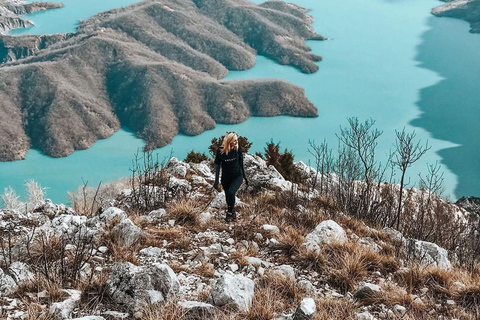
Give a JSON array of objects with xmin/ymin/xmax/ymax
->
[{"xmin": 213, "ymin": 132, "xmax": 248, "ymax": 222}]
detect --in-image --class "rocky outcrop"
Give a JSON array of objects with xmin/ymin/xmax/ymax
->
[
  {"xmin": 210, "ymin": 272, "xmax": 254, "ymax": 311},
  {"xmin": 456, "ymin": 196, "xmax": 480, "ymax": 215},
  {"xmin": 106, "ymin": 262, "xmax": 180, "ymax": 311},
  {"xmin": 432, "ymin": 0, "xmax": 480, "ymax": 33},
  {"xmin": 302, "ymin": 220, "xmax": 347, "ymax": 252},
  {"xmin": 406, "ymin": 239, "xmax": 452, "ymax": 270},
  {"xmin": 0, "ymin": 0, "xmax": 321, "ymax": 162},
  {"xmin": 0, "ymin": 0, "xmax": 64, "ymax": 34}
]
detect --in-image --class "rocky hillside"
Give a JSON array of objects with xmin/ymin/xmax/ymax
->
[
  {"xmin": 0, "ymin": 0, "xmax": 322, "ymax": 162},
  {"xmin": 432, "ymin": 0, "xmax": 480, "ymax": 33},
  {"xmin": 0, "ymin": 0, "xmax": 64, "ymax": 34},
  {"xmin": 1, "ymin": 155, "xmax": 479, "ymax": 320}
]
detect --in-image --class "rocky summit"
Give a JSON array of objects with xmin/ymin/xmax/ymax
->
[
  {"xmin": 0, "ymin": 154, "xmax": 478, "ymax": 319},
  {"xmin": 0, "ymin": 0, "xmax": 322, "ymax": 162}
]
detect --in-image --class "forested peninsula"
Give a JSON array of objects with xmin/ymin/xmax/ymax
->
[
  {"xmin": 432, "ymin": 0, "xmax": 480, "ymax": 33},
  {"xmin": 0, "ymin": 0, "xmax": 323, "ymax": 162}
]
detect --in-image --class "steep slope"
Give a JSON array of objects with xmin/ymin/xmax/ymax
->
[{"xmin": 0, "ymin": 0, "xmax": 322, "ymax": 161}]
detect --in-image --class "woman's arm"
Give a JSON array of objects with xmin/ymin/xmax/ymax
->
[
  {"xmin": 214, "ymin": 149, "xmax": 221, "ymax": 190},
  {"xmin": 239, "ymin": 147, "xmax": 248, "ymax": 185}
]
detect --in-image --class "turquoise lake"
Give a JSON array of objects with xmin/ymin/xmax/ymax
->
[{"xmin": 1, "ymin": 0, "xmax": 479, "ymax": 203}]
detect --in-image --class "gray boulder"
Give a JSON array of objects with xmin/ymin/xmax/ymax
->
[
  {"xmin": 112, "ymin": 218, "xmax": 144, "ymax": 247},
  {"xmin": 210, "ymin": 272, "xmax": 254, "ymax": 312},
  {"xmin": 354, "ymin": 282, "xmax": 382, "ymax": 300},
  {"xmin": 0, "ymin": 268, "xmax": 17, "ymax": 294},
  {"xmin": 303, "ymin": 220, "xmax": 346, "ymax": 252},
  {"xmin": 243, "ymin": 154, "xmax": 292, "ymax": 191},
  {"xmin": 179, "ymin": 301, "xmax": 216, "ymax": 319},
  {"xmin": 106, "ymin": 262, "xmax": 179, "ymax": 311},
  {"xmin": 293, "ymin": 297, "xmax": 316, "ymax": 320},
  {"xmin": 8, "ymin": 262, "xmax": 34, "ymax": 285},
  {"xmin": 407, "ymin": 239, "xmax": 452, "ymax": 270}
]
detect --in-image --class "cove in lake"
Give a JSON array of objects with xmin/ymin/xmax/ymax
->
[{"xmin": 1, "ymin": 0, "xmax": 478, "ymax": 203}]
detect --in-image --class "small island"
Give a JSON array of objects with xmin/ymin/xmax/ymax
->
[{"xmin": 0, "ymin": 0, "xmax": 323, "ymax": 162}]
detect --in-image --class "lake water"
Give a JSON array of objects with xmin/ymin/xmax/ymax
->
[{"xmin": 1, "ymin": 0, "xmax": 479, "ymax": 203}]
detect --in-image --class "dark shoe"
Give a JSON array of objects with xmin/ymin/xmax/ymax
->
[{"xmin": 225, "ymin": 211, "xmax": 235, "ymax": 223}]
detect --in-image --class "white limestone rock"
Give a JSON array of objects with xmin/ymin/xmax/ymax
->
[
  {"xmin": 407, "ymin": 239, "xmax": 452, "ymax": 270},
  {"xmin": 49, "ymin": 289, "xmax": 81, "ymax": 319},
  {"xmin": 8, "ymin": 262, "xmax": 34, "ymax": 285},
  {"xmin": 0, "ymin": 268, "xmax": 17, "ymax": 294},
  {"xmin": 210, "ymin": 272, "xmax": 254, "ymax": 312},
  {"xmin": 106, "ymin": 262, "xmax": 180, "ymax": 311},
  {"xmin": 293, "ymin": 297, "xmax": 316, "ymax": 320},
  {"xmin": 303, "ymin": 220, "xmax": 346, "ymax": 252},
  {"xmin": 355, "ymin": 311, "xmax": 375, "ymax": 320},
  {"xmin": 272, "ymin": 264, "xmax": 296, "ymax": 280},
  {"xmin": 262, "ymin": 224, "xmax": 280, "ymax": 235},
  {"xmin": 112, "ymin": 218, "xmax": 144, "ymax": 247}
]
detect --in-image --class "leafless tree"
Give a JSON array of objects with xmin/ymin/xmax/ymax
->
[
  {"xmin": 392, "ymin": 128, "xmax": 430, "ymax": 229},
  {"xmin": 338, "ymin": 117, "xmax": 382, "ymax": 215}
]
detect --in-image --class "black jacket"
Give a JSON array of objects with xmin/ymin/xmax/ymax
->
[{"xmin": 214, "ymin": 146, "xmax": 246, "ymax": 182}]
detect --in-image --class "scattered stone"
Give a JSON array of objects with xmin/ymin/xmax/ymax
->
[
  {"xmin": 293, "ymin": 297, "xmax": 316, "ymax": 320},
  {"xmin": 180, "ymin": 301, "xmax": 216, "ymax": 319},
  {"xmin": 101, "ymin": 311, "xmax": 130, "ymax": 319},
  {"xmin": 298, "ymin": 280, "xmax": 315, "ymax": 295},
  {"xmin": 262, "ymin": 224, "xmax": 280, "ymax": 234},
  {"xmin": 199, "ymin": 212, "xmax": 212, "ymax": 224},
  {"xmin": 303, "ymin": 220, "xmax": 346, "ymax": 252},
  {"xmin": 452, "ymin": 281, "xmax": 466, "ymax": 291},
  {"xmin": 210, "ymin": 272, "xmax": 254, "ymax": 312},
  {"xmin": 148, "ymin": 208, "xmax": 167, "ymax": 221},
  {"xmin": 98, "ymin": 246, "xmax": 108, "ymax": 254},
  {"xmin": 392, "ymin": 305, "xmax": 407, "ymax": 318},
  {"xmin": 229, "ymin": 264, "xmax": 239, "ymax": 272},
  {"xmin": 272, "ymin": 265, "xmax": 296, "ymax": 280},
  {"xmin": 356, "ymin": 311, "xmax": 375, "ymax": 320},
  {"xmin": 354, "ymin": 282, "xmax": 382, "ymax": 300},
  {"xmin": 49, "ymin": 289, "xmax": 82, "ymax": 319}
]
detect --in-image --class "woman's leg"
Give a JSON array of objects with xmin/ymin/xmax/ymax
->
[{"xmin": 224, "ymin": 175, "xmax": 243, "ymax": 213}]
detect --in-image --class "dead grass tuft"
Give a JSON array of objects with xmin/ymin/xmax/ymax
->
[
  {"xmin": 167, "ymin": 199, "xmax": 199, "ymax": 227},
  {"xmin": 311, "ymin": 298, "xmax": 356, "ymax": 320},
  {"xmin": 273, "ymin": 226, "xmax": 305, "ymax": 256},
  {"xmin": 297, "ymin": 241, "xmax": 399, "ymax": 293}
]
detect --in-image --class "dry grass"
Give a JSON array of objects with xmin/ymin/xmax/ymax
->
[
  {"xmin": 311, "ymin": 298, "xmax": 356, "ymax": 320},
  {"xmin": 394, "ymin": 265, "xmax": 452, "ymax": 295},
  {"xmin": 244, "ymin": 272, "xmax": 306, "ymax": 320},
  {"xmin": 80, "ymin": 269, "xmax": 111, "ymax": 311},
  {"xmin": 15, "ymin": 274, "xmax": 63, "ymax": 304},
  {"xmin": 273, "ymin": 226, "xmax": 304, "ymax": 255},
  {"xmin": 297, "ymin": 241, "xmax": 399, "ymax": 293},
  {"xmin": 167, "ymin": 199, "xmax": 200, "ymax": 227}
]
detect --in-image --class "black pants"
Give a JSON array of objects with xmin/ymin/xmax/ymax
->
[{"xmin": 221, "ymin": 175, "xmax": 243, "ymax": 213}]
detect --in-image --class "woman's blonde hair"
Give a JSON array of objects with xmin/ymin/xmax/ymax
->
[{"xmin": 221, "ymin": 132, "xmax": 239, "ymax": 154}]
